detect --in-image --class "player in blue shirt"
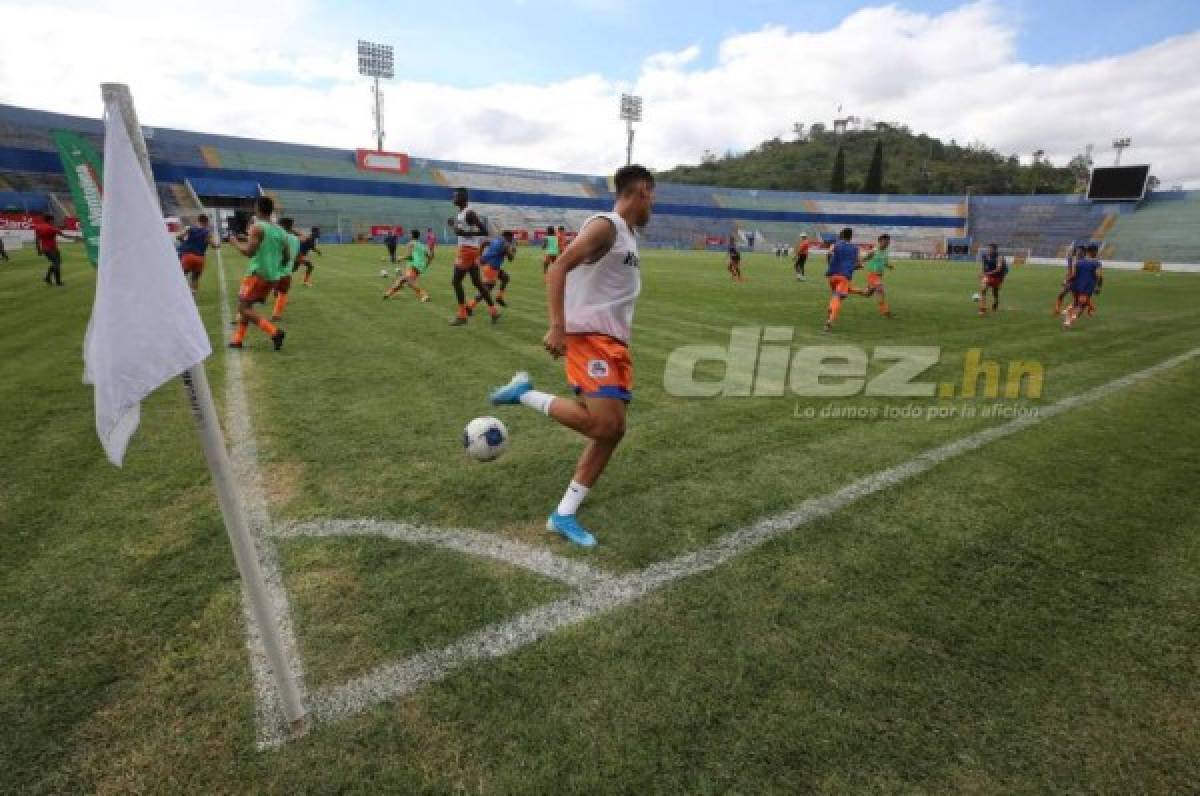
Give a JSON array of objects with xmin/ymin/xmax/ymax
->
[
  {"xmin": 468, "ymin": 230, "xmax": 515, "ymax": 314},
  {"xmin": 295, "ymin": 226, "xmax": 322, "ymax": 286},
  {"xmin": 176, "ymin": 214, "xmax": 217, "ymax": 294},
  {"xmin": 1055, "ymin": 243, "xmax": 1085, "ymax": 315},
  {"xmin": 978, "ymin": 243, "xmax": 1008, "ymax": 315},
  {"xmin": 1063, "ymin": 243, "xmax": 1103, "ymax": 329},
  {"xmin": 727, "ymin": 243, "xmax": 744, "ymax": 283},
  {"xmin": 823, "ymin": 227, "xmax": 864, "ymax": 332}
]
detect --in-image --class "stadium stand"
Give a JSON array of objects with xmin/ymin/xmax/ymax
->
[
  {"xmin": 2, "ymin": 102, "xmax": 1196, "ymax": 261},
  {"xmin": 967, "ymin": 195, "xmax": 1132, "ymax": 258},
  {"xmin": 1101, "ymin": 191, "xmax": 1200, "ymax": 263}
]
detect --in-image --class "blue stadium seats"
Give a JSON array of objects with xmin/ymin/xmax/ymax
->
[{"xmin": 2, "ymin": 103, "xmax": 1196, "ymax": 261}]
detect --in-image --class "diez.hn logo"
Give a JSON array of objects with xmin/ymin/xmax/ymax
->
[{"xmin": 663, "ymin": 327, "xmax": 1044, "ymax": 399}]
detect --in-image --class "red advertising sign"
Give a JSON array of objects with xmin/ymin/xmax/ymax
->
[
  {"xmin": 705, "ymin": 235, "xmax": 724, "ymax": 246},
  {"xmin": 370, "ymin": 225, "xmax": 404, "ymax": 238},
  {"xmin": 0, "ymin": 213, "xmax": 80, "ymax": 230},
  {"xmin": 356, "ymin": 149, "xmax": 410, "ymax": 175},
  {"xmin": 0, "ymin": 213, "xmax": 35, "ymax": 230}
]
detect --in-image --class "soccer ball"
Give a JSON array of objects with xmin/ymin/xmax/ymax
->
[
  {"xmin": 379, "ymin": 268, "xmax": 389, "ymax": 278},
  {"xmin": 971, "ymin": 292, "xmax": 982, "ymax": 302},
  {"xmin": 463, "ymin": 416, "xmax": 508, "ymax": 462}
]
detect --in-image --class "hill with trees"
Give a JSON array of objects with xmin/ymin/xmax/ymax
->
[{"xmin": 657, "ymin": 122, "xmax": 1090, "ymax": 195}]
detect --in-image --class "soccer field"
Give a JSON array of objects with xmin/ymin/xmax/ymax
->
[{"xmin": 3, "ymin": 241, "xmax": 1200, "ymax": 792}]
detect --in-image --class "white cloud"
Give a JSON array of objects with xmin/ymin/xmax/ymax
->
[{"xmin": 0, "ymin": 0, "xmax": 1197, "ymax": 186}]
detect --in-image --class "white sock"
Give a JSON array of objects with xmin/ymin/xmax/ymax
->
[
  {"xmin": 556, "ymin": 480, "xmax": 589, "ymax": 516},
  {"xmin": 519, "ymin": 390, "xmax": 556, "ymax": 415}
]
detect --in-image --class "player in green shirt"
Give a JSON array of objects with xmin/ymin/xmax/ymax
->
[
  {"xmin": 863, "ymin": 233, "xmax": 895, "ymax": 318},
  {"xmin": 383, "ymin": 229, "xmax": 432, "ymax": 301},
  {"xmin": 271, "ymin": 217, "xmax": 302, "ymax": 321},
  {"xmin": 227, "ymin": 196, "xmax": 287, "ymax": 349},
  {"xmin": 542, "ymin": 224, "xmax": 560, "ymax": 277}
]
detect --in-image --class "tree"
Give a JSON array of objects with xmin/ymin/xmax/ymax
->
[
  {"xmin": 809, "ymin": 123, "xmax": 826, "ymax": 138},
  {"xmin": 830, "ymin": 146, "xmax": 846, "ymax": 192},
  {"xmin": 864, "ymin": 139, "xmax": 884, "ymax": 193}
]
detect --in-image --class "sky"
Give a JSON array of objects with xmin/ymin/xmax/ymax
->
[{"xmin": 1, "ymin": 0, "xmax": 1198, "ymax": 187}]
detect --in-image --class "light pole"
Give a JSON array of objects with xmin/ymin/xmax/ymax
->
[
  {"xmin": 1030, "ymin": 149, "xmax": 1045, "ymax": 194},
  {"xmin": 619, "ymin": 93, "xmax": 643, "ymax": 166},
  {"xmin": 357, "ymin": 40, "xmax": 394, "ymax": 152},
  {"xmin": 1112, "ymin": 137, "xmax": 1132, "ymax": 166}
]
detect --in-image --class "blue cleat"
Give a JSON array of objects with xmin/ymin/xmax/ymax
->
[
  {"xmin": 489, "ymin": 371, "xmax": 533, "ymax": 405},
  {"xmin": 547, "ymin": 512, "xmax": 597, "ymax": 547}
]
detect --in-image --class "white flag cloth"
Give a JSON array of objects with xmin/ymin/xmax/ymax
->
[{"xmin": 83, "ymin": 98, "xmax": 211, "ymax": 466}]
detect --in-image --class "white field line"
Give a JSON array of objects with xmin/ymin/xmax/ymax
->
[
  {"xmin": 213, "ymin": 248, "xmax": 309, "ymax": 749},
  {"xmin": 272, "ymin": 519, "xmax": 614, "ymax": 590},
  {"xmin": 304, "ymin": 345, "xmax": 1199, "ymax": 729}
]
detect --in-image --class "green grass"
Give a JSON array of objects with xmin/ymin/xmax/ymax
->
[{"xmin": 1, "ymin": 240, "xmax": 1199, "ymax": 793}]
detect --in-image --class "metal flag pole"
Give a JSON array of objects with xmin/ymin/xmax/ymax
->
[{"xmin": 99, "ymin": 83, "xmax": 308, "ymax": 736}]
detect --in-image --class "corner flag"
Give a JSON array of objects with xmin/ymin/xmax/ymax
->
[
  {"xmin": 84, "ymin": 84, "xmax": 308, "ymax": 735},
  {"xmin": 82, "ymin": 92, "xmax": 211, "ymax": 465}
]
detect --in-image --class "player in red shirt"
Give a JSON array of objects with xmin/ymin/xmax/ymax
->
[{"xmin": 33, "ymin": 214, "xmax": 72, "ymax": 286}]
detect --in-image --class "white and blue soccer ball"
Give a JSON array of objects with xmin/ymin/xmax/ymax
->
[
  {"xmin": 463, "ymin": 416, "xmax": 508, "ymax": 462},
  {"xmin": 379, "ymin": 268, "xmax": 389, "ymax": 278},
  {"xmin": 971, "ymin": 292, "xmax": 982, "ymax": 302}
]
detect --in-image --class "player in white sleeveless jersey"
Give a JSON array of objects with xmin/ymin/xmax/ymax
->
[
  {"xmin": 448, "ymin": 186, "xmax": 500, "ymax": 325},
  {"xmin": 489, "ymin": 165, "xmax": 656, "ymax": 547}
]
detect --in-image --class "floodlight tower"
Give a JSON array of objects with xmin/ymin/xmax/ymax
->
[
  {"xmin": 619, "ymin": 93, "xmax": 643, "ymax": 166},
  {"xmin": 1112, "ymin": 136, "xmax": 1132, "ymax": 166},
  {"xmin": 357, "ymin": 40, "xmax": 394, "ymax": 152}
]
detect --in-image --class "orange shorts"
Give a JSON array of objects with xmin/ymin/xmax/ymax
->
[
  {"xmin": 983, "ymin": 275, "xmax": 1003, "ymax": 289},
  {"xmin": 566, "ymin": 334, "xmax": 633, "ymax": 402},
  {"xmin": 481, "ymin": 265, "xmax": 500, "ymax": 283},
  {"xmin": 828, "ymin": 275, "xmax": 852, "ymax": 296},
  {"xmin": 275, "ymin": 274, "xmax": 292, "ymax": 293},
  {"xmin": 455, "ymin": 245, "xmax": 480, "ymax": 269},
  {"xmin": 180, "ymin": 253, "xmax": 205, "ymax": 274},
  {"xmin": 238, "ymin": 275, "xmax": 274, "ymax": 304},
  {"xmin": 867, "ymin": 272, "xmax": 884, "ymax": 289}
]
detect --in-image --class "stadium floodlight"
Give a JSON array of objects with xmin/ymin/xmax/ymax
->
[
  {"xmin": 357, "ymin": 39, "xmax": 394, "ymax": 152},
  {"xmin": 1030, "ymin": 149, "xmax": 1046, "ymax": 194},
  {"xmin": 619, "ymin": 93, "xmax": 643, "ymax": 166},
  {"xmin": 1112, "ymin": 137, "xmax": 1132, "ymax": 166}
]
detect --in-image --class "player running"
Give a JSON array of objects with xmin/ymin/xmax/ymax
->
[
  {"xmin": 176, "ymin": 214, "xmax": 218, "ymax": 294},
  {"xmin": 823, "ymin": 227, "xmax": 865, "ymax": 332},
  {"xmin": 978, "ymin": 243, "xmax": 1008, "ymax": 315},
  {"xmin": 295, "ymin": 226, "xmax": 322, "ymax": 286},
  {"xmin": 542, "ymin": 224, "xmax": 560, "ymax": 278},
  {"xmin": 383, "ymin": 228, "xmax": 399, "ymax": 264},
  {"xmin": 270, "ymin": 217, "xmax": 301, "ymax": 321},
  {"xmin": 382, "ymin": 228, "xmax": 432, "ymax": 302},
  {"xmin": 793, "ymin": 233, "xmax": 810, "ymax": 281},
  {"xmin": 1062, "ymin": 244, "xmax": 1103, "ymax": 329},
  {"xmin": 489, "ymin": 164, "xmax": 655, "ymax": 547},
  {"xmin": 1055, "ymin": 243, "xmax": 1084, "ymax": 315},
  {"xmin": 727, "ymin": 242, "xmax": 744, "ymax": 282},
  {"xmin": 32, "ymin": 214, "xmax": 71, "ymax": 286},
  {"xmin": 425, "ymin": 227, "xmax": 438, "ymax": 260},
  {"xmin": 226, "ymin": 196, "xmax": 288, "ymax": 350},
  {"xmin": 448, "ymin": 187, "xmax": 499, "ymax": 325},
  {"xmin": 862, "ymin": 233, "xmax": 895, "ymax": 318},
  {"xmin": 468, "ymin": 230, "xmax": 515, "ymax": 313}
]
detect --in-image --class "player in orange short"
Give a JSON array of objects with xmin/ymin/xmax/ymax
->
[
  {"xmin": 176, "ymin": 214, "xmax": 217, "ymax": 294},
  {"xmin": 447, "ymin": 187, "xmax": 499, "ymax": 325},
  {"xmin": 489, "ymin": 165, "xmax": 656, "ymax": 547}
]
